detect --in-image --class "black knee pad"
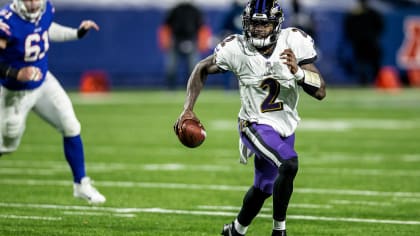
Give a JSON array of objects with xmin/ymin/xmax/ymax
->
[{"xmin": 278, "ymin": 158, "xmax": 298, "ymax": 177}]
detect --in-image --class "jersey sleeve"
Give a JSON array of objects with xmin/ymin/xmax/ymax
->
[
  {"xmin": 48, "ymin": 22, "xmax": 78, "ymax": 42},
  {"xmin": 214, "ymin": 35, "xmax": 240, "ymax": 72},
  {"xmin": 286, "ymin": 28, "xmax": 317, "ymax": 65}
]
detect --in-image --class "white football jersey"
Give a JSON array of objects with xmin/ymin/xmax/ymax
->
[{"xmin": 215, "ymin": 27, "xmax": 317, "ymax": 137}]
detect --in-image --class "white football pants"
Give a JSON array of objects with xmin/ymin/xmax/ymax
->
[{"xmin": 0, "ymin": 71, "xmax": 81, "ymax": 153}]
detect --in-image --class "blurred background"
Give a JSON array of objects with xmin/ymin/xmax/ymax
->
[{"xmin": 25, "ymin": 0, "xmax": 420, "ymax": 90}]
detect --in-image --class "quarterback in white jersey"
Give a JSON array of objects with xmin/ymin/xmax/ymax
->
[
  {"xmin": 175, "ymin": 0, "xmax": 326, "ymax": 235},
  {"xmin": 216, "ymin": 28, "xmax": 317, "ymax": 137}
]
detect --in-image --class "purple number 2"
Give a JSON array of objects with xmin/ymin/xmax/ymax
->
[{"xmin": 260, "ymin": 78, "xmax": 284, "ymax": 113}]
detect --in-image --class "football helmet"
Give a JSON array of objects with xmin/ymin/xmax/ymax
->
[
  {"xmin": 242, "ymin": 0, "xmax": 284, "ymax": 48},
  {"xmin": 13, "ymin": 0, "xmax": 46, "ymax": 21}
]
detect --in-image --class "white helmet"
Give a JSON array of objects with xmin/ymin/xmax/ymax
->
[{"xmin": 13, "ymin": 0, "xmax": 46, "ymax": 21}]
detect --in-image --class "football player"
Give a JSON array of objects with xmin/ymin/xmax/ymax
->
[
  {"xmin": 0, "ymin": 0, "xmax": 105, "ymax": 204},
  {"xmin": 175, "ymin": 0, "xmax": 326, "ymax": 235}
]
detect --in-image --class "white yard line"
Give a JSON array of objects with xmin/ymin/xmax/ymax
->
[
  {"xmin": 198, "ymin": 203, "xmax": 333, "ymax": 211},
  {"xmin": 397, "ymin": 197, "xmax": 420, "ymax": 203},
  {"xmin": 287, "ymin": 215, "xmax": 420, "ymax": 225},
  {"xmin": 330, "ymin": 200, "xmax": 393, "ymax": 207},
  {"xmin": 0, "ymin": 178, "xmax": 419, "ymax": 198},
  {"xmin": 1, "ymin": 160, "xmax": 420, "ymax": 176},
  {"xmin": 295, "ymin": 188, "xmax": 420, "ymax": 198},
  {"xmin": 62, "ymin": 211, "xmax": 135, "ymax": 218},
  {"xmin": 0, "ymin": 214, "xmax": 61, "ymax": 221},
  {"xmin": 303, "ymin": 168, "xmax": 420, "ymax": 177},
  {"xmin": 0, "ymin": 168, "xmax": 58, "ymax": 175},
  {"xmin": 1, "ymin": 202, "xmax": 419, "ymax": 225}
]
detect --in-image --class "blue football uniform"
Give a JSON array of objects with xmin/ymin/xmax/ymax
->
[
  {"xmin": 0, "ymin": 1, "xmax": 54, "ymax": 90},
  {"xmin": 0, "ymin": 0, "xmax": 105, "ymax": 204}
]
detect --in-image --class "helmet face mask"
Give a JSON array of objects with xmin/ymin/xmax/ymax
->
[
  {"xmin": 242, "ymin": 0, "xmax": 284, "ymax": 48},
  {"xmin": 13, "ymin": 0, "xmax": 46, "ymax": 21},
  {"xmin": 249, "ymin": 20, "xmax": 275, "ymax": 39}
]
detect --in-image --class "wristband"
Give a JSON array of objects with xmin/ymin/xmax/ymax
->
[
  {"xmin": 302, "ymin": 69, "xmax": 321, "ymax": 88},
  {"xmin": 77, "ymin": 28, "xmax": 88, "ymax": 39},
  {"xmin": 0, "ymin": 63, "xmax": 18, "ymax": 79},
  {"xmin": 7, "ymin": 67, "xmax": 19, "ymax": 79}
]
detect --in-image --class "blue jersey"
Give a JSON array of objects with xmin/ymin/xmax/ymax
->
[{"xmin": 0, "ymin": 1, "xmax": 54, "ymax": 90}]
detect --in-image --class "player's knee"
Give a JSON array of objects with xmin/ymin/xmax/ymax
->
[
  {"xmin": 255, "ymin": 181, "xmax": 275, "ymax": 195},
  {"xmin": 250, "ymin": 186, "xmax": 272, "ymax": 201},
  {"xmin": 1, "ymin": 116, "xmax": 23, "ymax": 151},
  {"xmin": 2, "ymin": 116, "xmax": 24, "ymax": 138},
  {"xmin": 62, "ymin": 119, "xmax": 81, "ymax": 137},
  {"xmin": 278, "ymin": 158, "xmax": 298, "ymax": 177}
]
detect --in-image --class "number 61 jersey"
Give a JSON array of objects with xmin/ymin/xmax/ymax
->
[
  {"xmin": 215, "ymin": 28, "xmax": 317, "ymax": 137},
  {"xmin": 0, "ymin": 1, "xmax": 54, "ymax": 90}
]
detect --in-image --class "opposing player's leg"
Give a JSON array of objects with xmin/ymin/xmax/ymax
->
[{"xmin": 33, "ymin": 72, "xmax": 105, "ymax": 204}]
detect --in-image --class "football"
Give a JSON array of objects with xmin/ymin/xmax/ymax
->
[{"xmin": 176, "ymin": 119, "xmax": 206, "ymax": 148}]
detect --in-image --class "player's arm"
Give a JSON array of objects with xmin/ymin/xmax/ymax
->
[
  {"xmin": 0, "ymin": 21, "xmax": 41, "ymax": 81},
  {"xmin": 281, "ymin": 48, "xmax": 326, "ymax": 100},
  {"xmin": 49, "ymin": 20, "xmax": 99, "ymax": 42},
  {"xmin": 0, "ymin": 38, "xmax": 42, "ymax": 82},
  {"xmin": 299, "ymin": 63, "xmax": 326, "ymax": 100},
  {"xmin": 0, "ymin": 62, "xmax": 42, "ymax": 82},
  {"xmin": 176, "ymin": 54, "xmax": 224, "ymax": 125}
]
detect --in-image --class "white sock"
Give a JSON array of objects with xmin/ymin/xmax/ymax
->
[
  {"xmin": 234, "ymin": 219, "xmax": 248, "ymax": 235},
  {"xmin": 273, "ymin": 220, "xmax": 286, "ymax": 231}
]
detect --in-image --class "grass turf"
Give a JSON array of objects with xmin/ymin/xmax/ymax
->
[{"xmin": 0, "ymin": 88, "xmax": 419, "ymax": 235}]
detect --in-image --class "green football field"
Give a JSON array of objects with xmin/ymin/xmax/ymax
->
[{"xmin": 0, "ymin": 88, "xmax": 419, "ymax": 235}]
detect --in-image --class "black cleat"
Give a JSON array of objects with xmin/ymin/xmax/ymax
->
[
  {"xmin": 272, "ymin": 229, "xmax": 287, "ymax": 236},
  {"xmin": 221, "ymin": 222, "xmax": 244, "ymax": 236}
]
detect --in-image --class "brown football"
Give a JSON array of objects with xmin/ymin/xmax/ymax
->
[{"xmin": 177, "ymin": 119, "xmax": 206, "ymax": 148}]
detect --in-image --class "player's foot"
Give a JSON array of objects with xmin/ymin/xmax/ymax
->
[
  {"xmin": 73, "ymin": 177, "xmax": 106, "ymax": 204},
  {"xmin": 272, "ymin": 229, "xmax": 287, "ymax": 236},
  {"xmin": 221, "ymin": 222, "xmax": 244, "ymax": 236}
]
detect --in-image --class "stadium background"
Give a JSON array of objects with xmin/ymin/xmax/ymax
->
[{"xmin": 36, "ymin": 0, "xmax": 420, "ymax": 89}]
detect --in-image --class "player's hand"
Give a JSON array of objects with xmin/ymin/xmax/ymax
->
[
  {"xmin": 77, "ymin": 20, "xmax": 100, "ymax": 39},
  {"xmin": 280, "ymin": 49, "xmax": 299, "ymax": 74},
  {"xmin": 17, "ymin": 66, "xmax": 42, "ymax": 82},
  {"xmin": 174, "ymin": 109, "xmax": 199, "ymax": 135},
  {"xmin": 79, "ymin": 20, "xmax": 100, "ymax": 32}
]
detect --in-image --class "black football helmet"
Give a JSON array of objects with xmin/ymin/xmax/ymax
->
[{"xmin": 242, "ymin": 0, "xmax": 284, "ymax": 48}]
